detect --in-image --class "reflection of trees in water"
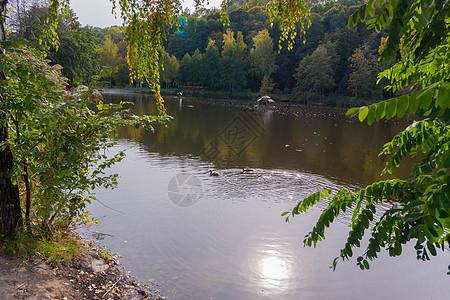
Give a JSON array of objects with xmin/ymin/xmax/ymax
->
[{"xmin": 105, "ymin": 93, "xmax": 411, "ymax": 186}]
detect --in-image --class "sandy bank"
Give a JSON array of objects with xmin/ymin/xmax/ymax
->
[{"xmin": 0, "ymin": 239, "xmax": 163, "ymax": 300}]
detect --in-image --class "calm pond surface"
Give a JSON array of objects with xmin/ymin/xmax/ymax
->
[{"xmin": 86, "ymin": 91, "xmax": 449, "ymax": 299}]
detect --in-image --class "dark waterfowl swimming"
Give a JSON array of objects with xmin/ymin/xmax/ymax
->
[{"xmin": 210, "ymin": 170, "xmax": 219, "ymax": 176}]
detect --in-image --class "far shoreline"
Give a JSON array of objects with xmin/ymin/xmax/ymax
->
[{"xmin": 97, "ymin": 86, "xmax": 377, "ymax": 108}]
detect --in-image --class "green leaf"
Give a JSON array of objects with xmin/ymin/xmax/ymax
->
[
  {"xmin": 437, "ymin": 86, "xmax": 450, "ymax": 109},
  {"xmin": 367, "ymin": 105, "xmax": 377, "ymax": 125},
  {"xmin": 403, "ymin": 200, "xmax": 424, "ymax": 213},
  {"xmin": 359, "ymin": 4, "xmax": 367, "ymax": 22},
  {"xmin": 321, "ymin": 189, "xmax": 332, "ymax": 197},
  {"xmin": 367, "ymin": 1, "xmax": 375, "ymax": 17},
  {"xmin": 418, "ymin": 14, "xmax": 427, "ymax": 28},
  {"xmin": 395, "ymin": 243, "xmax": 402, "ymax": 256},
  {"xmin": 418, "ymin": 89, "xmax": 433, "ymax": 110},
  {"xmin": 444, "ymin": 152, "xmax": 450, "ymax": 168},
  {"xmin": 347, "ymin": 13, "xmax": 355, "ymax": 28},
  {"xmin": 423, "ymin": 215, "xmax": 443, "ymax": 242},
  {"xmin": 407, "ymin": 224, "xmax": 421, "ymax": 239},
  {"xmin": 409, "ymin": 93, "xmax": 419, "ymax": 115},
  {"xmin": 376, "ymin": 101, "xmax": 386, "ymax": 121},
  {"xmin": 427, "ymin": 241, "xmax": 437, "ymax": 256},
  {"xmin": 346, "ymin": 107, "xmax": 360, "ymax": 116},
  {"xmin": 351, "ymin": 10, "xmax": 359, "ymax": 26},
  {"xmin": 396, "ymin": 95, "xmax": 408, "ymax": 118},
  {"xmin": 386, "ymin": 98, "xmax": 397, "ymax": 119},
  {"xmin": 358, "ymin": 106, "xmax": 369, "ymax": 122},
  {"xmin": 352, "ymin": 199, "xmax": 363, "ymax": 223},
  {"xmin": 363, "ymin": 259, "xmax": 370, "ymax": 269}
]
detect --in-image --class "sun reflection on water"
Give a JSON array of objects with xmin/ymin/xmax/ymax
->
[
  {"xmin": 259, "ymin": 255, "xmax": 290, "ymax": 286},
  {"xmin": 254, "ymin": 247, "xmax": 293, "ymax": 294}
]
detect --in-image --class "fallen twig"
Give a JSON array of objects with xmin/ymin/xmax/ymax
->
[{"xmin": 102, "ymin": 276, "xmax": 122, "ymax": 298}]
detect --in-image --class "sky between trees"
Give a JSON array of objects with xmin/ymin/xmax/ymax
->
[{"xmin": 70, "ymin": 0, "xmax": 222, "ymax": 28}]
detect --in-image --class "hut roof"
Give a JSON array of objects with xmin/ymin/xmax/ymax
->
[{"xmin": 257, "ymin": 95, "xmax": 274, "ymax": 103}]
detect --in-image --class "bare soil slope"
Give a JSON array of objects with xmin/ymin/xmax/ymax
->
[{"xmin": 0, "ymin": 240, "xmax": 163, "ymax": 300}]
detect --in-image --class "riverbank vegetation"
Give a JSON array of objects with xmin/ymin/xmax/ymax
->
[
  {"xmin": 0, "ymin": 45, "xmax": 167, "ymax": 256},
  {"xmin": 0, "ymin": 1, "xmax": 169, "ymax": 263}
]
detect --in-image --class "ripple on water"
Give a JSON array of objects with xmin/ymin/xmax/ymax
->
[
  {"xmin": 86, "ymin": 140, "xmax": 449, "ymax": 300},
  {"xmin": 203, "ymin": 168, "xmax": 346, "ymax": 205}
]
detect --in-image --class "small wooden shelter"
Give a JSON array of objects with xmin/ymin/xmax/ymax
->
[{"xmin": 257, "ymin": 95, "xmax": 275, "ymax": 107}]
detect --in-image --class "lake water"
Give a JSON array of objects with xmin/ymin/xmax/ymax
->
[{"xmin": 85, "ymin": 92, "xmax": 449, "ymax": 299}]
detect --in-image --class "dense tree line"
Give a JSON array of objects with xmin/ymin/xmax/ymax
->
[
  {"xmin": 158, "ymin": 0, "xmax": 386, "ymax": 103},
  {"xmin": 7, "ymin": 0, "xmax": 131, "ymax": 88},
  {"xmin": 8, "ymin": 0, "xmax": 386, "ymax": 103},
  {"xmin": 8, "ymin": 0, "xmax": 101, "ymax": 87}
]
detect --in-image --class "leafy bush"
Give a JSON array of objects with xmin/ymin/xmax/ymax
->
[
  {"xmin": 1, "ymin": 42, "xmax": 169, "ymax": 234},
  {"xmin": 285, "ymin": 0, "xmax": 450, "ymax": 272}
]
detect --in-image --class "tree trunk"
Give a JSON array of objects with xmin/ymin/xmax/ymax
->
[{"xmin": 0, "ymin": 0, "xmax": 21, "ymax": 235}]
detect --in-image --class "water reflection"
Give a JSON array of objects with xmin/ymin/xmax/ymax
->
[
  {"xmin": 256, "ymin": 248, "xmax": 292, "ymax": 292},
  {"xmin": 86, "ymin": 92, "xmax": 450, "ymax": 300},
  {"xmin": 178, "ymin": 97, "xmax": 182, "ymax": 111},
  {"xmin": 102, "ymin": 92, "xmax": 413, "ymax": 187},
  {"xmin": 260, "ymin": 255, "xmax": 289, "ymax": 283}
]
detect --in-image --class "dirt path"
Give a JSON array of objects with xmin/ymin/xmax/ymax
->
[{"xmin": 0, "ymin": 240, "xmax": 163, "ymax": 300}]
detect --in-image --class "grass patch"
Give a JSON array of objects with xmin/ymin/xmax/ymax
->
[
  {"xmin": 0, "ymin": 230, "xmax": 38, "ymax": 258},
  {"xmin": 97, "ymin": 247, "xmax": 112, "ymax": 264},
  {"xmin": 0, "ymin": 228, "xmax": 80, "ymax": 265},
  {"xmin": 36, "ymin": 237, "xmax": 79, "ymax": 265}
]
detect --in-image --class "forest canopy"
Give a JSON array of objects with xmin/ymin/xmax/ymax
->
[
  {"xmin": 7, "ymin": 0, "xmax": 388, "ymax": 105},
  {"xmin": 99, "ymin": 0, "xmax": 383, "ymax": 104}
]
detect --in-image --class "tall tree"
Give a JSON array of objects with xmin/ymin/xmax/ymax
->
[
  {"xmin": 160, "ymin": 50, "xmax": 180, "ymax": 89},
  {"xmin": 0, "ymin": 0, "xmax": 21, "ymax": 234},
  {"xmin": 348, "ymin": 43, "xmax": 381, "ymax": 99},
  {"xmin": 177, "ymin": 53, "xmax": 193, "ymax": 86},
  {"xmin": 113, "ymin": 40, "xmax": 130, "ymax": 87},
  {"xmin": 219, "ymin": 29, "xmax": 246, "ymax": 92},
  {"xmin": 190, "ymin": 49, "xmax": 203, "ymax": 86},
  {"xmin": 99, "ymin": 35, "xmax": 119, "ymax": 87},
  {"xmin": 100, "ymin": 35, "xmax": 119, "ymax": 67},
  {"xmin": 234, "ymin": 31, "xmax": 247, "ymax": 62},
  {"xmin": 106, "ymin": 26, "xmax": 124, "ymax": 43},
  {"xmin": 250, "ymin": 29, "xmax": 277, "ymax": 90},
  {"xmin": 295, "ymin": 44, "xmax": 335, "ymax": 102},
  {"xmin": 201, "ymin": 39, "xmax": 220, "ymax": 90},
  {"xmin": 259, "ymin": 75, "xmax": 275, "ymax": 95},
  {"xmin": 10, "ymin": 3, "xmax": 100, "ymax": 86}
]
